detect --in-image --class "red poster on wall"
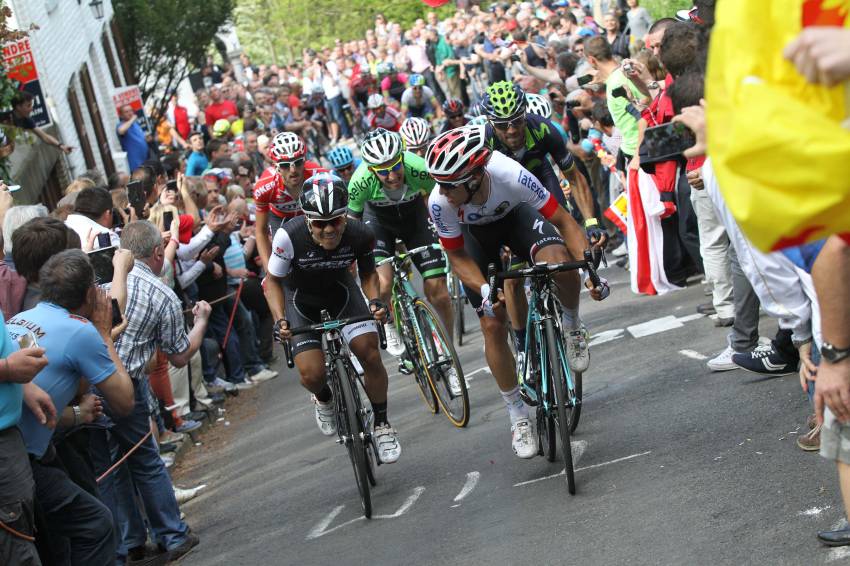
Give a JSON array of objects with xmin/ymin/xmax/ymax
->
[{"xmin": 2, "ymin": 38, "xmax": 51, "ymax": 128}]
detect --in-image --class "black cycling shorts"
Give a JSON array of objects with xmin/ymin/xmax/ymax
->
[
  {"xmin": 363, "ymin": 206, "xmax": 448, "ymax": 280},
  {"xmin": 284, "ymin": 277, "xmax": 376, "ymax": 356},
  {"xmin": 459, "ymin": 204, "xmax": 565, "ymax": 313}
]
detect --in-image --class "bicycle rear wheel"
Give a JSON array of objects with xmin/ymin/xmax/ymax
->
[
  {"xmin": 414, "ymin": 299, "xmax": 470, "ymax": 428},
  {"xmin": 544, "ymin": 319, "xmax": 575, "ymax": 495},
  {"xmin": 336, "ymin": 358, "xmax": 373, "ymax": 517},
  {"xmin": 353, "ymin": 368, "xmax": 377, "ymax": 487}
]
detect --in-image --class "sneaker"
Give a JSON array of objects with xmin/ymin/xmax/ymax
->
[
  {"xmin": 446, "ymin": 367, "xmax": 463, "ymax": 396},
  {"xmin": 159, "ymin": 430, "xmax": 185, "ymax": 445},
  {"xmin": 731, "ymin": 343, "xmax": 796, "ymax": 376},
  {"xmin": 697, "ymin": 302, "xmax": 716, "ymax": 315},
  {"xmin": 313, "ymin": 396, "xmax": 336, "ymax": 436},
  {"xmin": 235, "ymin": 378, "xmax": 258, "ymax": 391},
  {"xmin": 566, "ymin": 329, "xmax": 590, "ymax": 373},
  {"xmin": 206, "ymin": 377, "xmax": 236, "ymax": 393},
  {"xmin": 712, "ymin": 316, "xmax": 734, "ymax": 327},
  {"xmin": 249, "ymin": 368, "xmax": 278, "ymax": 383},
  {"xmin": 165, "ymin": 531, "xmax": 199, "ymax": 562},
  {"xmin": 511, "ymin": 418, "xmax": 538, "ymax": 459},
  {"xmin": 174, "ymin": 484, "xmax": 207, "ymax": 504},
  {"xmin": 127, "ymin": 547, "xmax": 168, "ymax": 566},
  {"xmin": 807, "ymin": 413, "xmax": 817, "ymax": 430},
  {"xmin": 707, "ymin": 340, "xmax": 738, "ymax": 372},
  {"xmin": 384, "ymin": 323, "xmax": 405, "ymax": 356},
  {"xmin": 175, "ymin": 419, "xmax": 202, "ymax": 434},
  {"xmin": 796, "ymin": 423, "xmax": 821, "ymax": 452},
  {"xmin": 373, "ymin": 424, "xmax": 401, "ymax": 463},
  {"xmin": 610, "ymin": 241, "xmax": 628, "ymax": 257}
]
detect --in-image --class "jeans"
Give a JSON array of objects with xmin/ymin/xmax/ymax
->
[
  {"xmin": 0, "ymin": 427, "xmax": 40, "ymax": 566},
  {"xmin": 31, "ymin": 453, "xmax": 116, "ymax": 566},
  {"xmin": 325, "ymin": 95, "xmax": 351, "ymax": 138},
  {"xmin": 205, "ymin": 302, "xmax": 246, "ymax": 384},
  {"xmin": 91, "ymin": 380, "xmax": 190, "ymax": 561}
]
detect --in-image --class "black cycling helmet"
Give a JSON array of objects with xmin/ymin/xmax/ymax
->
[{"xmin": 299, "ymin": 172, "xmax": 349, "ymax": 219}]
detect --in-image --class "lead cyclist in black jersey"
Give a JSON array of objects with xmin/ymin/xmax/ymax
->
[{"xmin": 263, "ymin": 173, "xmax": 402, "ymax": 464}]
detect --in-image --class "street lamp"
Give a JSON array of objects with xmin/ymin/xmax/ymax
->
[{"xmin": 89, "ymin": 0, "xmax": 104, "ymax": 19}]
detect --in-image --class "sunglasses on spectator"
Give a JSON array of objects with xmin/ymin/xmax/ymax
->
[
  {"xmin": 309, "ymin": 215, "xmax": 345, "ymax": 229},
  {"xmin": 276, "ymin": 158, "xmax": 305, "ymax": 170},
  {"xmin": 371, "ymin": 155, "xmax": 403, "ymax": 177},
  {"xmin": 490, "ymin": 115, "xmax": 525, "ymax": 131}
]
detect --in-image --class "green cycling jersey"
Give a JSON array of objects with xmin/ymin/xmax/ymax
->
[{"xmin": 346, "ymin": 151, "xmax": 435, "ymax": 216}]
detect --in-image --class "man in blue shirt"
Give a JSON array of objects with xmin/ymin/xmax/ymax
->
[
  {"xmin": 7, "ymin": 249, "xmax": 134, "ymax": 565},
  {"xmin": 117, "ymin": 104, "xmax": 149, "ymax": 172},
  {"xmin": 184, "ymin": 132, "xmax": 209, "ymax": 176},
  {"xmin": 0, "ymin": 319, "xmax": 49, "ymax": 565}
]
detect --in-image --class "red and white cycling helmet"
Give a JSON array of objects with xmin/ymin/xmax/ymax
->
[
  {"xmin": 399, "ymin": 117, "xmax": 432, "ymax": 149},
  {"xmin": 426, "ymin": 124, "xmax": 491, "ymax": 184},
  {"xmin": 267, "ymin": 132, "xmax": 306, "ymax": 163}
]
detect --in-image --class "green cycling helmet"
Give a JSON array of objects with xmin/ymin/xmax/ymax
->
[{"xmin": 482, "ymin": 81, "xmax": 526, "ymax": 120}]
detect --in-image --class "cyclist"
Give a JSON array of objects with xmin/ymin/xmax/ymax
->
[
  {"xmin": 400, "ymin": 74, "xmax": 442, "ymax": 121},
  {"xmin": 379, "ymin": 62, "xmax": 408, "ymax": 105},
  {"xmin": 347, "ymin": 128, "xmax": 460, "ymax": 394},
  {"xmin": 398, "ymin": 117, "xmax": 432, "ymax": 158},
  {"xmin": 264, "ymin": 173, "xmax": 401, "ymax": 464},
  {"xmin": 253, "ymin": 132, "xmax": 326, "ymax": 270},
  {"xmin": 327, "ymin": 146, "xmax": 361, "ymax": 184},
  {"xmin": 366, "ymin": 93, "xmax": 402, "ymax": 132},
  {"xmin": 439, "ymin": 98, "xmax": 468, "ymax": 135},
  {"xmin": 425, "ymin": 124, "xmax": 609, "ymax": 458}
]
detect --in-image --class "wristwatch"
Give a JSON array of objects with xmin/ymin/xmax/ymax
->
[{"xmin": 822, "ymin": 342, "xmax": 850, "ymax": 364}]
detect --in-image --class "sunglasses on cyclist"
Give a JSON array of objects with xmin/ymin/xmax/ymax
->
[
  {"xmin": 276, "ymin": 158, "xmax": 305, "ymax": 170},
  {"xmin": 490, "ymin": 114, "xmax": 526, "ymax": 131},
  {"xmin": 370, "ymin": 155, "xmax": 403, "ymax": 177},
  {"xmin": 337, "ymin": 163, "xmax": 354, "ymax": 173},
  {"xmin": 308, "ymin": 215, "xmax": 345, "ymax": 229},
  {"xmin": 447, "ymin": 113, "xmax": 465, "ymax": 121},
  {"xmin": 440, "ymin": 175, "xmax": 473, "ymax": 189}
]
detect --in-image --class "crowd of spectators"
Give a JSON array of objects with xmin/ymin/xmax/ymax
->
[{"xmin": 1, "ymin": 0, "xmax": 849, "ymax": 563}]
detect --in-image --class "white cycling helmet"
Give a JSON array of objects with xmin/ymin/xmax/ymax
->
[
  {"xmin": 266, "ymin": 131, "xmax": 306, "ymax": 163},
  {"xmin": 367, "ymin": 93, "xmax": 386, "ymax": 109},
  {"xmin": 426, "ymin": 124, "xmax": 491, "ymax": 184},
  {"xmin": 399, "ymin": 117, "xmax": 432, "ymax": 149},
  {"xmin": 525, "ymin": 92, "xmax": 553, "ymax": 119},
  {"xmin": 360, "ymin": 127, "xmax": 403, "ymax": 166}
]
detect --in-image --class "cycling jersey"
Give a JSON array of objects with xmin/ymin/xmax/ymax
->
[
  {"xmin": 367, "ymin": 106, "xmax": 402, "ymax": 132},
  {"xmin": 401, "ymin": 87, "xmax": 436, "ymax": 118},
  {"xmin": 252, "ymin": 160, "xmax": 325, "ymax": 220},
  {"xmin": 382, "ymin": 74, "xmax": 408, "ymax": 102},
  {"xmin": 347, "ymin": 151, "xmax": 435, "ymax": 218},
  {"xmin": 428, "ymin": 151, "xmax": 559, "ymax": 251}
]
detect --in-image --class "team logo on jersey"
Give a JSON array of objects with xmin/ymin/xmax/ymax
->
[{"xmin": 517, "ymin": 170, "xmax": 547, "ymax": 200}]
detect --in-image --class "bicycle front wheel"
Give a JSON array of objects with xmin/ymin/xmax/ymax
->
[
  {"xmin": 544, "ymin": 319, "xmax": 576, "ymax": 495},
  {"xmin": 448, "ymin": 273, "xmax": 466, "ymax": 346},
  {"xmin": 336, "ymin": 358, "xmax": 373, "ymax": 517},
  {"xmin": 528, "ymin": 325, "xmax": 555, "ymax": 462},
  {"xmin": 396, "ymin": 298, "xmax": 438, "ymax": 414},
  {"xmin": 414, "ymin": 299, "xmax": 470, "ymax": 428}
]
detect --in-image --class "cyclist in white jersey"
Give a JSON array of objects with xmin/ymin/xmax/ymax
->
[{"xmin": 426, "ymin": 124, "xmax": 609, "ymax": 458}]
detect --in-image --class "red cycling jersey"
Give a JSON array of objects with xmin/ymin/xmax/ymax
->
[{"xmin": 252, "ymin": 160, "xmax": 325, "ymax": 220}]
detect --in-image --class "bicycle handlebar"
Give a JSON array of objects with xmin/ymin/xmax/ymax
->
[
  {"xmin": 487, "ymin": 249, "xmax": 602, "ymax": 303},
  {"xmin": 375, "ymin": 243, "xmax": 443, "ymax": 267},
  {"xmin": 281, "ymin": 313, "xmax": 387, "ymax": 368}
]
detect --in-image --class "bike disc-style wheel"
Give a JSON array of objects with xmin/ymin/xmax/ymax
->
[
  {"xmin": 544, "ymin": 319, "xmax": 576, "ymax": 495},
  {"xmin": 336, "ymin": 359, "xmax": 373, "ymax": 517},
  {"xmin": 396, "ymin": 299, "xmax": 439, "ymax": 414},
  {"xmin": 414, "ymin": 299, "xmax": 470, "ymax": 428}
]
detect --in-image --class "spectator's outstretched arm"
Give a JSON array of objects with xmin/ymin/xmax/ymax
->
[
  {"xmin": 167, "ymin": 300, "xmax": 211, "ymax": 368},
  {"xmin": 814, "ymin": 236, "xmax": 850, "ymax": 423},
  {"xmin": 90, "ymin": 287, "xmax": 134, "ymax": 416},
  {"xmin": 518, "ymin": 48, "xmax": 561, "ymax": 85}
]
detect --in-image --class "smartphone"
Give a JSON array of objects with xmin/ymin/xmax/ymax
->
[
  {"xmin": 576, "ymin": 74, "xmax": 594, "ymax": 86},
  {"xmin": 111, "ymin": 298, "xmax": 122, "ymax": 328},
  {"xmin": 643, "ymin": 122, "xmax": 696, "ymax": 161},
  {"xmin": 96, "ymin": 232, "xmax": 111, "ymax": 249},
  {"xmin": 87, "ymin": 246, "xmax": 116, "ymax": 285},
  {"xmin": 162, "ymin": 211, "xmax": 174, "ymax": 230},
  {"xmin": 127, "ymin": 180, "xmax": 145, "ymax": 218},
  {"xmin": 6, "ymin": 184, "xmax": 21, "ymax": 192},
  {"xmin": 611, "ymin": 86, "xmax": 628, "ymax": 99},
  {"xmin": 165, "ymin": 179, "xmax": 178, "ymax": 192},
  {"xmin": 17, "ymin": 330, "xmax": 38, "ymax": 349}
]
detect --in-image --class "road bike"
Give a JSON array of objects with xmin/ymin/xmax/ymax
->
[
  {"xmin": 488, "ymin": 250, "xmax": 601, "ymax": 495},
  {"xmin": 378, "ymin": 244, "xmax": 470, "ymax": 428},
  {"xmin": 282, "ymin": 312, "xmax": 387, "ymax": 518},
  {"xmin": 446, "ymin": 267, "xmax": 468, "ymax": 346}
]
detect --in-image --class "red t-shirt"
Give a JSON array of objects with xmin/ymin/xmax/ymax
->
[
  {"xmin": 252, "ymin": 161, "xmax": 326, "ymax": 220},
  {"xmin": 642, "ymin": 74, "xmax": 675, "ymax": 128},
  {"xmin": 204, "ymin": 100, "xmax": 239, "ymax": 127},
  {"xmin": 288, "ymin": 94, "xmax": 302, "ymax": 113}
]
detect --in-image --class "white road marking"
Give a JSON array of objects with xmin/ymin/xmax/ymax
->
[
  {"xmin": 588, "ymin": 329, "xmax": 625, "ymax": 347},
  {"xmin": 464, "ymin": 367, "xmax": 491, "ymax": 382},
  {"xmin": 627, "ymin": 316, "xmax": 683, "ymax": 339},
  {"xmin": 513, "ymin": 450, "xmax": 651, "ymax": 487},
  {"xmin": 676, "ymin": 314, "xmax": 705, "ymax": 323},
  {"xmin": 798, "ymin": 506, "xmax": 831, "ymax": 517},
  {"xmin": 453, "ymin": 472, "xmax": 480, "ymax": 503},
  {"xmin": 679, "ymin": 349, "xmax": 708, "ymax": 361},
  {"xmin": 572, "ymin": 439, "xmax": 588, "ymax": 466},
  {"xmin": 828, "ymin": 547, "xmax": 850, "ymax": 563},
  {"xmin": 306, "ymin": 487, "xmax": 426, "ymax": 540}
]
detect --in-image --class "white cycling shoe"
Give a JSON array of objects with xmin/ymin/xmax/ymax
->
[
  {"xmin": 511, "ymin": 417, "xmax": 538, "ymax": 459},
  {"xmin": 312, "ymin": 396, "xmax": 336, "ymax": 436},
  {"xmin": 446, "ymin": 367, "xmax": 463, "ymax": 396},
  {"xmin": 384, "ymin": 323, "xmax": 405, "ymax": 357},
  {"xmin": 373, "ymin": 424, "xmax": 402, "ymax": 464},
  {"xmin": 566, "ymin": 328, "xmax": 590, "ymax": 373}
]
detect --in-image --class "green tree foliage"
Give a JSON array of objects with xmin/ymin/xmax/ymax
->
[
  {"xmin": 641, "ymin": 0, "xmax": 693, "ymax": 21},
  {"xmin": 235, "ymin": 0, "xmax": 454, "ymax": 65},
  {"xmin": 113, "ymin": 0, "xmax": 234, "ymax": 113}
]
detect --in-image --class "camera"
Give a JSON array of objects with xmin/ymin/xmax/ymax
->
[
  {"xmin": 566, "ymin": 100, "xmax": 581, "ymax": 109},
  {"xmin": 623, "ymin": 62, "xmax": 634, "ymax": 74},
  {"xmin": 510, "ymin": 53, "xmax": 521, "ymax": 63}
]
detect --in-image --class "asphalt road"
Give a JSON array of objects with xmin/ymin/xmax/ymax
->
[{"xmin": 175, "ymin": 266, "xmax": 847, "ymax": 566}]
